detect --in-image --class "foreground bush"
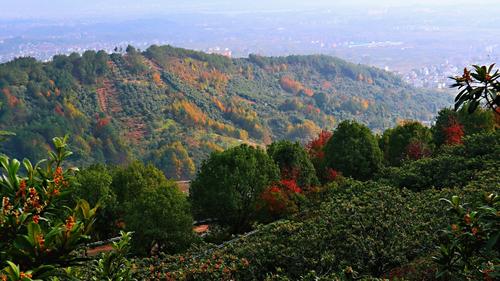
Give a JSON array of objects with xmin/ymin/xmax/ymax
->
[
  {"xmin": 434, "ymin": 193, "xmax": 499, "ymax": 280},
  {"xmin": 0, "ymin": 136, "xmax": 97, "ymax": 280}
]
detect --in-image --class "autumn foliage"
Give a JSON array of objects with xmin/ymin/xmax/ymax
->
[
  {"xmin": 260, "ymin": 179, "xmax": 302, "ymax": 218},
  {"xmin": 279, "ymin": 76, "xmax": 313, "ymax": 96},
  {"xmin": 306, "ymin": 130, "xmax": 332, "ymax": 160},
  {"xmin": 443, "ymin": 116, "xmax": 464, "ymax": 145}
]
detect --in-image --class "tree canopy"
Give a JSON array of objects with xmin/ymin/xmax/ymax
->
[
  {"xmin": 190, "ymin": 144, "xmax": 279, "ymax": 232},
  {"xmin": 324, "ymin": 120, "xmax": 383, "ymax": 180}
]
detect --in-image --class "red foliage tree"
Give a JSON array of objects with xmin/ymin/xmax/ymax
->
[
  {"xmin": 443, "ymin": 117, "xmax": 464, "ymax": 145},
  {"xmin": 280, "ymin": 179, "xmax": 302, "ymax": 194},
  {"xmin": 306, "ymin": 130, "xmax": 332, "ymax": 160},
  {"xmin": 405, "ymin": 140, "xmax": 431, "ymax": 160},
  {"xmin": 325, "ymin": 168, "xmax": 340, "ymax": 181},
  {"xmin": 306, "ymin": 130, "xmax": 335, "ymax": 183},
  {"xmin": 260, "ymin": 179, "xmax": 302, "ymax": 218}
]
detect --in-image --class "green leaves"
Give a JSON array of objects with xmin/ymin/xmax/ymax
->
[
  {"xmin": 451, "ymin": 64, "xmax": 500, "ymax": 114},
  {"xmin": 435, "ymin": 193, "xmax": 500, "ymax": 280},
  {"xmin": 0, "ymin": 130, "xmax": 15, "ymax": 143}
]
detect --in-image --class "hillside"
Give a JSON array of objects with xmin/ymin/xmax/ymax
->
[{"xmin": 0, "ymin": 45, "xmax": 452, "ymax": 179}]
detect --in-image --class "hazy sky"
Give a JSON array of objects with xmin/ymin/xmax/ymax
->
[{"xmin": 2, "ymin": 0, "xmax": 498, "ymax": 20}]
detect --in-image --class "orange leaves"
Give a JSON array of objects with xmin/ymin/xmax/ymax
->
[
  {"xmin": 182, "ymin": 101, "xmax": 207, "ymax": 124},
  {"xmin": 321, "ymin": 81, "xmax": 333, "ymax": 90},
  {"xmin": 211, "ymin": 96, "xmax": 226, "ymax": 112},
  {"xmin": 96, "ymin": 115, "xmax": 112, "ymax": 128},
  {"xmin": 301, "ymin": 88, "xmax": 314, "ymax": 97},
  {"xmin": 280, "ymin": 76, "xmax": 303, "ymax": 94},
  {"xmin": 2, "ymin": 88, "xmax": 19, "ymax": 107},
  {"xmin": 357, "ymin": 73, "xmax": 374, "ymax": 84},
  {"xmin": 168, "ymin": 59, "xmax": 229, "ymax": 93},
  {"xmin": 360, "ymin": 99, "xmax": 370, "ymax": 110},
  {"xmin": 279, "ymin": 76, "xmax": 314, "ymax": 96},
  {"xmin": 152, "ymin": 72, "xmax": 162, "ymax": 86},
  {"xmin": 287, "ymin": 120, "xmax": 321, "ymax": 141}
]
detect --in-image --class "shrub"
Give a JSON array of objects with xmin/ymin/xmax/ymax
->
[
  {"xmin": 138, "ymin": 180, "xmax": 495, "ymax": 280},
  {"xmin": 434, "ymin": 193, "xmax": 499, "ymax": 280},
  {"xmin": 0, "ymin": 136, "xmax": 97, "ymax": 280}
]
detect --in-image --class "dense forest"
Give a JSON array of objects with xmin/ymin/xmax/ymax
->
[{"xmin": 0, "ymin": 45, "xmax": 451, "ymax": 180}]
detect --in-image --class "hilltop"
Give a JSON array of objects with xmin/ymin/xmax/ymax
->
[{"xmin": 0, "ymin": 45, "xmax": 451, "ymax": 179}]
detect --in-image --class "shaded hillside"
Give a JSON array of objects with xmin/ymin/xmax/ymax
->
[{"xmin": 0, "ymin": 45, "xmax": 451, "ymax": 179}]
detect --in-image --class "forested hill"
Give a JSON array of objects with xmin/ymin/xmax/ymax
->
[{"xmin": 0, "ymin": 45, "xmax": 452, "ymax": 179}]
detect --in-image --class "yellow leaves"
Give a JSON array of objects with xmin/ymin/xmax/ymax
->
[
  {"xmin": 238, "ymin": 129, "xmax": 249, "ymax": 141},
  {"xmin": 211, "ymin": 96, "xmax": 226, "ymax": 112},
  {"xmin": 168, "ymin": 59, "xmax": 229, "ymax": 93},
  {"xmin": 286, "ymin": 120, "xmax": 321, "ymax": 141},
  {"xmin": 203, "ymin": 141, "xmax": 224, "ymax": 152},
  {"xmin": 63, "ymin": 100, "xmax": 84, "ymax": 119},
  {"xmin": 172, "ymin": 100, "xmax": 207, "ymax": 125}
]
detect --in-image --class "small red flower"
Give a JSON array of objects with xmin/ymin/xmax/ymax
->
[
  {"xmin": 65, "ymin": 216, "xmax": 76, "ymax": 232},
  {"xmin": 464, "ymin": 213, "xmax": 471, "ymax": 225},
  {"xmin": 16, "ymin": 180, "xmax": 27, "ymax": 198},
  {"xmin": 33, "ymin": 215, "xmax": 40, "ymax": 224},
  {"xmin": 471, "ymin": 227, "xmax": 478, "ymax": 236}
]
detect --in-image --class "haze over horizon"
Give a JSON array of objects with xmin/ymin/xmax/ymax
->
[
  {"xmin": 1, "ymin": 0, "xmax": 499, "ymax": 89},
  {"xmin": 3, "ymin": 0, "xmax": 500, "ymax": 19}
]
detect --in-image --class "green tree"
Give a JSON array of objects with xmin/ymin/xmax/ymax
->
[
  {"xmin": 380, "ymin": 121, "xmax": 432, "ymax": 166},
  {"xmin": 124, "ymin": 184, "xmax": 194, "ymax": 255},
  {"xmin": 457, "ymin": 105, "xmax": 495, "ymax": 136},
  {"xmin": 267, "ymin": 140, "xmax": 318, "ymax": 189},
  {"xmin": 432, "ymin": 108, "xmax": 459, "ymax": 147},
  {"xmin": 74, "ymin": 164, "xmax": 118, "ymax": 240},
  {"xmin": 110, "ymin": 161, "xmax": 194, "ymax": 255},
  {"xmin": 190, "ymin": 144, "xmax": 279, "ymax": 232},
  {"xmin": 324, "ymin": 120, "xmax": 382, "ymax": 180}
]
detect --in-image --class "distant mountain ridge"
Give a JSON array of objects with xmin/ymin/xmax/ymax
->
[{"xmin": 0, "ymin": 44, "xmax": 452, "ymax": 179}]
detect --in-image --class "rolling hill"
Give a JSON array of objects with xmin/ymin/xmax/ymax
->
[{"xmin": 0, "ymin": 45, "xmax": 452, "ymax": 179}]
